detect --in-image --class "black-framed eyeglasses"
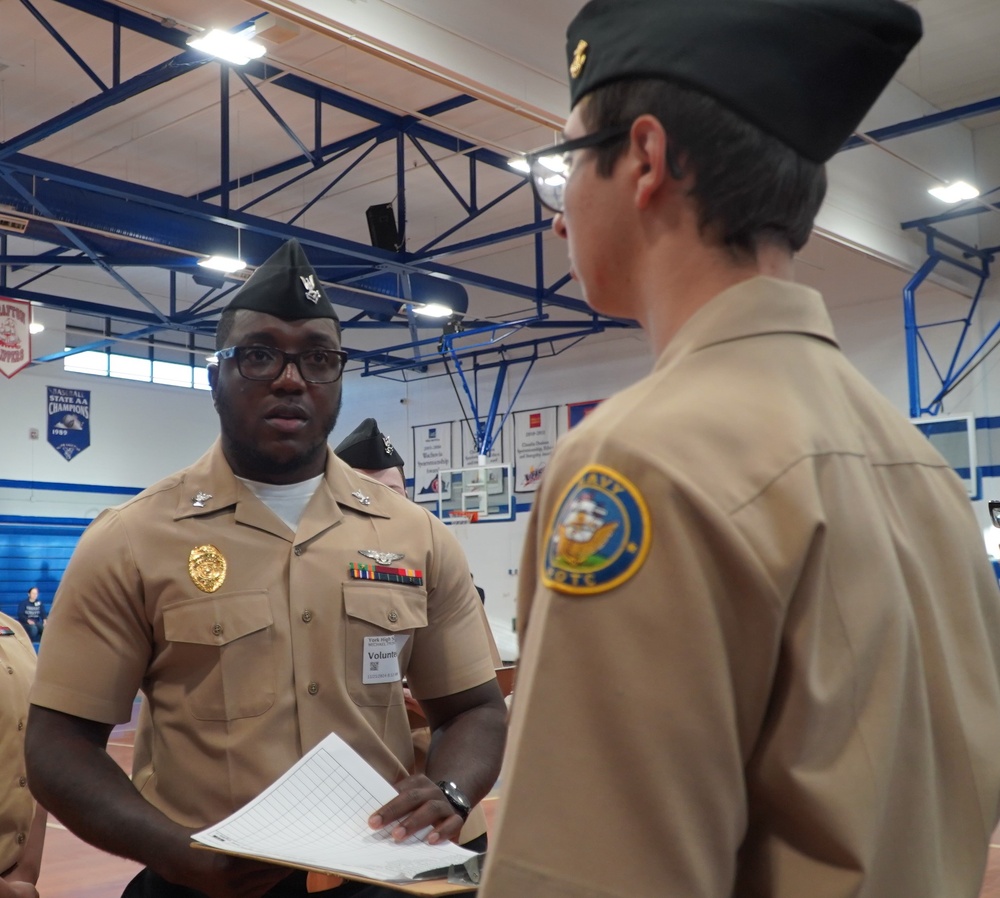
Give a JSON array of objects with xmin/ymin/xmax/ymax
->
[
  {"xmin": 215, "ymin": 345, "xmax": 348, "ymax": 384},
  {"xmin": 523, "ymin": 124, "xmax": 632, "ymax": 213}
]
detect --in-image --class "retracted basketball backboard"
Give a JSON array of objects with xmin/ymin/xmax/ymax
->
[
  {"xmin": 438, "ymin": 463, "xmax": 515, "ymax": 523},
  {"xmin": 911, "ymin": 414, "xmax": 979, "ymax": 499}
]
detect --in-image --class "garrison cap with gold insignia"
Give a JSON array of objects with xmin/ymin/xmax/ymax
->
[
  {"xmin": 335, "ymin": 417, "xmax": 404, "ymax": 470},
  {"xmin": 225, "ymin": 238, "xmax": 339, "ymax": 321},
  {"xmin": 566, "ymin": 0, "xmax": 922, "ymax": 163}
]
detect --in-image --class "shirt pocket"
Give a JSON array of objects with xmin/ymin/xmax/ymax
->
[
  {"xmin": 343, "ymin": 584, "xmax": 428, "ymax": 707},
  {"xmin": 162, "ymin": 591, "xmax": 275, "ymax": 721}
]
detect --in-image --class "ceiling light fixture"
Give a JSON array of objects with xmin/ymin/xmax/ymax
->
[
  {"xmin": 414, "ymin": 302, "xmax": 457, "ymax": 318},
  {"xmin": 928, "ymin": 181, "xmax": 980, "ymax": 203},
  {"xmin": 198, "ymin": 255, "xmax": 246, "ymax": 274},
  {"xmin": 187, "ymin": 28, "xmax": 267, "ymax": 65}
]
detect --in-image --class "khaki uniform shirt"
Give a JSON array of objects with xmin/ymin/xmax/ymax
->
[
  {"xmin": 482, "ymin": 278, "xmax": 1000, "ymax": 898},
  {"xmin": 0, "ymin": 614, "xmax": 36, "ymax": 872},
  {"xmin": 32, "ymin": 442, "xmax": 497, "ymax": 828}
]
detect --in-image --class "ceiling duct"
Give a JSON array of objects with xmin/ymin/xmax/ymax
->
[{"xmin": 0, "ymin": 213, "xmax": 29, "ymax": 234}]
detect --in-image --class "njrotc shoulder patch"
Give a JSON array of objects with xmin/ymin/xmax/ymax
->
[{"xmin": 543, "ymin": 464, "xmax": 650, "ymax": 596}]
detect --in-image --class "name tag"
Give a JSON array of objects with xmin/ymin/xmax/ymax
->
[{"xmin": 362, "ymin": 634, "xmax": 409, "ymax": 684}]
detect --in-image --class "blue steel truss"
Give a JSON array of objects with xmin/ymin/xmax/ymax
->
[
  {"xmin": 0, "ymin": 0, "xmax": 630, "ymax": 438},
  {"xmin": 840, "ymin": 90, "xmax": 1000, "ymax": 420},
  {"xmin": 1, "ymin": 0, "xmax": 601, "ymax": 333},
  {"xmin": 6, "ymin": 0, "xmax": 1000, "ymax": 440},
  {"xmin": 897, "ymin": 223, "xmax": 996, "ymax": 418}
]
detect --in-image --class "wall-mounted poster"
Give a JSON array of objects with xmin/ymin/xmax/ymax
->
[
  {"xmin": 514, "ymin": 406, "xmax": 558, "ymax": 492},
  {"xmin": 567, "ymin": 399, "xmax": 602, "ymax": 429},
  {"xmin": 0, "ymin": 297, "xmax": 31, "ymax": 379},
  {"xmin": 48, "ymin": 386, "xmax": 91, "ymax": 461},
  {"xmin": 460, "ymin": 420, "xmax": 503, "ymax": 468},
  {"xmin": 413, "ymin": 421, "xmax": 453, "ymax": 504}
]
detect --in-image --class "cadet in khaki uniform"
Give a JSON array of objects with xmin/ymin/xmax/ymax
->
[
  {"xmin": 0, "ymin": 613, "xmax": 44, "ymax": 898},
  {"xmin": 335, "ymin": 418, "xmax": 409, "ymax": 499},
  {"xmin": 336, "ymin": 417, "xmax": 503, "ymax": 853},
  {"xmin": 481, "ymin": 2, "xmax": 1000, "ymax": 897},
  {"xmin": 26, "ymin": 239, "xmax": 507, "ymax": 898}
]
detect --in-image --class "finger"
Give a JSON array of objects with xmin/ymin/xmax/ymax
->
[
  {"xmin": 388, "ymin": 801, "xmax": 465, "ymax": 844},
  {"xmin": 368, "ymin": 780, "xmax": 433, "ymax": 829},
  {"xmin": 306, "ymin": 871, "xmax": 345, "ymax": 892}
]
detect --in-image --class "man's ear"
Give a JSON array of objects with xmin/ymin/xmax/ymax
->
[
  {"xmin": 629, "ymin": 115, "xmax": 672, "ymax": 210},
  {"xmin": 207, "ymin": 362, "xmax": 219, "ymax": 402}
]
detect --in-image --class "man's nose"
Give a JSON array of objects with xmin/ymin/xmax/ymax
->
[
  {"xmin": 552, "ymin": 212, "xmax": 567, "ymax": 240},
  {"xmin": 273, "ymin": 359, "xmax": 306, "ymax": 389}
]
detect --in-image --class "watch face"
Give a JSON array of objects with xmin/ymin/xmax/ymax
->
[{"xmin": 438, "ymin": 781, "xmax": 471, "ymax": 817}]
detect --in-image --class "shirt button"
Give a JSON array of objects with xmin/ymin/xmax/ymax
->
[
  {"xmin": 302, "ymin": 611, "xmax": 313, "ymax": 623},
  {"xmin": 387, "ymin": 610, "xmax": 399, "ymax": 624},
  {"xmin": 18, "ymin": 777, "xmax": 26, "ymax": 787},
  {"xmin": 17, "ymin": 720, "xmax": 23, "ymax": 731},
  {"xmin": 212, "ymin": 623, "xmax": 223, "ymax": 637},
  {"xmin": 294, "ymin": 546, "xmax": 303, "ymax": 556},
  {"xmin": 6, "ymin": 667, "xmax": 12, "ymax": 675},
  {"xmin": 16, "ymin": 832, "xmax": 25, "ymax": 844},
  {"xmin": 308, "ymin": 682, "xmax": 319, "ymax": 695}
]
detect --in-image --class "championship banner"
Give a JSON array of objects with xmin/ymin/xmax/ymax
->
[
  {"xmin": 514, "ymin": 406, "xmax": 558, "ymax": 493},
  {"xmin": 567, "ymin": 398, "xmax": 603, "ymax": 429},
  {"xmin": 48, "ymin": 386, "xmax": 91, "ymax": 461},
  {"xmin": 0, "ymin": 297, "xmax": 31, "ymax": 379},
  {"xmin": 460, "ymin": 420, "xmax": 503, "ymax": 467},
  {"xmin": 412, "ymin": 421, "xmax": 453, "ymax": 504}
]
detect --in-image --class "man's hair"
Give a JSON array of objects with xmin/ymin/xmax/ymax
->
[
  {"xmin": 581, "ymin": 78, "xmax": 827, "ymax": 256},
  {"xmin": 215, "ymin": 307, "xmax": 342, "ymax": 350}
]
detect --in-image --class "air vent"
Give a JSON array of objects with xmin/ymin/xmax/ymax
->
[{"xmin": 0, "ymin": 214, "xmax": 29, "ymax": 234}]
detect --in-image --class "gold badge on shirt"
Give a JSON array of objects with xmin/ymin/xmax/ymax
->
[
  {"xmin": 189, "ymin": 544, "xmax": 227, "ymax": 593},
  {"xmin": 542, "ymin": 464, "xmax": 651, "ymax": 596}
]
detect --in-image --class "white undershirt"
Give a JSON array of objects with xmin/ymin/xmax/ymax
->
[{"xmin": 237, "ymin": 473, "xmax": 324, "ymax": 533}]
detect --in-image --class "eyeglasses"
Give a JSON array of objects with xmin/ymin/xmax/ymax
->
[
  {"xmin": 215, "ymin": 345, "xmax": 348, "ymax": 384},
  {"xmin": 524, "ymin": 124, "xmax": 632, "ymax": 213}
]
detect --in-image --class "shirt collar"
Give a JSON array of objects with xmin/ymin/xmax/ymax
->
[
  {"xmin": 173, "ymin": 440, "xmax": 391, "ymax": 524},
  {"xmin": 655, "ymin": 276, "xmax": 839, "ymax": 373}
]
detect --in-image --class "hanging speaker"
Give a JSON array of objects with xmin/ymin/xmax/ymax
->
[{"xmin": 366, "ymin": 203, "xmax": 400, "ymax": 251}]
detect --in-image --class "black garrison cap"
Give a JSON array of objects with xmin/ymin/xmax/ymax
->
[
  {"xmin": 335, "ymin": 418, "xmax": 405, "ymax": 470},
  {"xmin": 565, "ymin": 0, "xmax": 922, "ymax": 163},
  {"xmin": 226, "ymin": 238, "xmax": 339, "ymax": 321}
]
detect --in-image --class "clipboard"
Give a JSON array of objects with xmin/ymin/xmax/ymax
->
[
  {"xmin": 193, "ymin": 844, "xmax": 478, "ymax": 894},
  {"xmin": 191, "ymin": 733, "xmax": 484, "ymax": 894}
]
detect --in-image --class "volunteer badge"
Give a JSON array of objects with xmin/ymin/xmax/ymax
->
[{"xmin": 543, "ymin": 464, "xmax": 650, "ymax": 595}]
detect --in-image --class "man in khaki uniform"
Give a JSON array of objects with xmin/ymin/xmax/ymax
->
[
  {"xmin": 25, "ymin": 239, "xmax": 506, "ymax": 898},
  {"xmin": 335, "ymin": 416, "xmax": 503, "ymax": 852},
  {"xmin": 481, "ymin": 2, "xmax": 1000, "ymax": 897},
  {"xmin": 335, "ymin": 418, "xmax": 408, "ymax": 498},
  {"xmin": 0, "ymin": 612, "xmax": 44, "ymax": 898}
]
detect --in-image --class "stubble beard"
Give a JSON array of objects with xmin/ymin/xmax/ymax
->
[{"xmin": 218, "ymin": 401, "xmax": 341, "ymax": 483}]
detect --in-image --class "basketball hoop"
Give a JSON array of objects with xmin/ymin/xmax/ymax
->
[{"xmin": 448, "ymin": 509, "xmax": 479, "ymax": 524}]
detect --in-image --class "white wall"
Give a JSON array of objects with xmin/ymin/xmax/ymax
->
[
  {"xmin": 0, "ymin": 327, "xmax": 654, "ymax": 659},
  {"xmin": 4, "ymin": 267, "xmax": 999, "ymax": 659}
]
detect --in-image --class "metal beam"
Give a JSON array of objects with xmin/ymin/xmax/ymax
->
[{"xmin": 842, "ymin": 95, "xmax": 1000, "ymax": 152}]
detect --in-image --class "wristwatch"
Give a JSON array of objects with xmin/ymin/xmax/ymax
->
[{"xmin": 436, "ymin": 780, "xmax": 472, "ymax": 820}]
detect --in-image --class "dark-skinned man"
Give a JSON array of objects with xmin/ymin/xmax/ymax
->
[{"xmin": 26, "ymin": 239, "xmax": 506, "ymax": 898}]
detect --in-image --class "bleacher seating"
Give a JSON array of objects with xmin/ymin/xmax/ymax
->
[{"xmin": 0, "ymin": 523, "xmax": 84, "ymax": 626}]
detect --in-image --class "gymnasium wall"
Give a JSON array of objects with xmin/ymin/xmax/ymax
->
[{"xmin": 3, "ymin": 284, "xmax": 999, "ymax": 658}]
